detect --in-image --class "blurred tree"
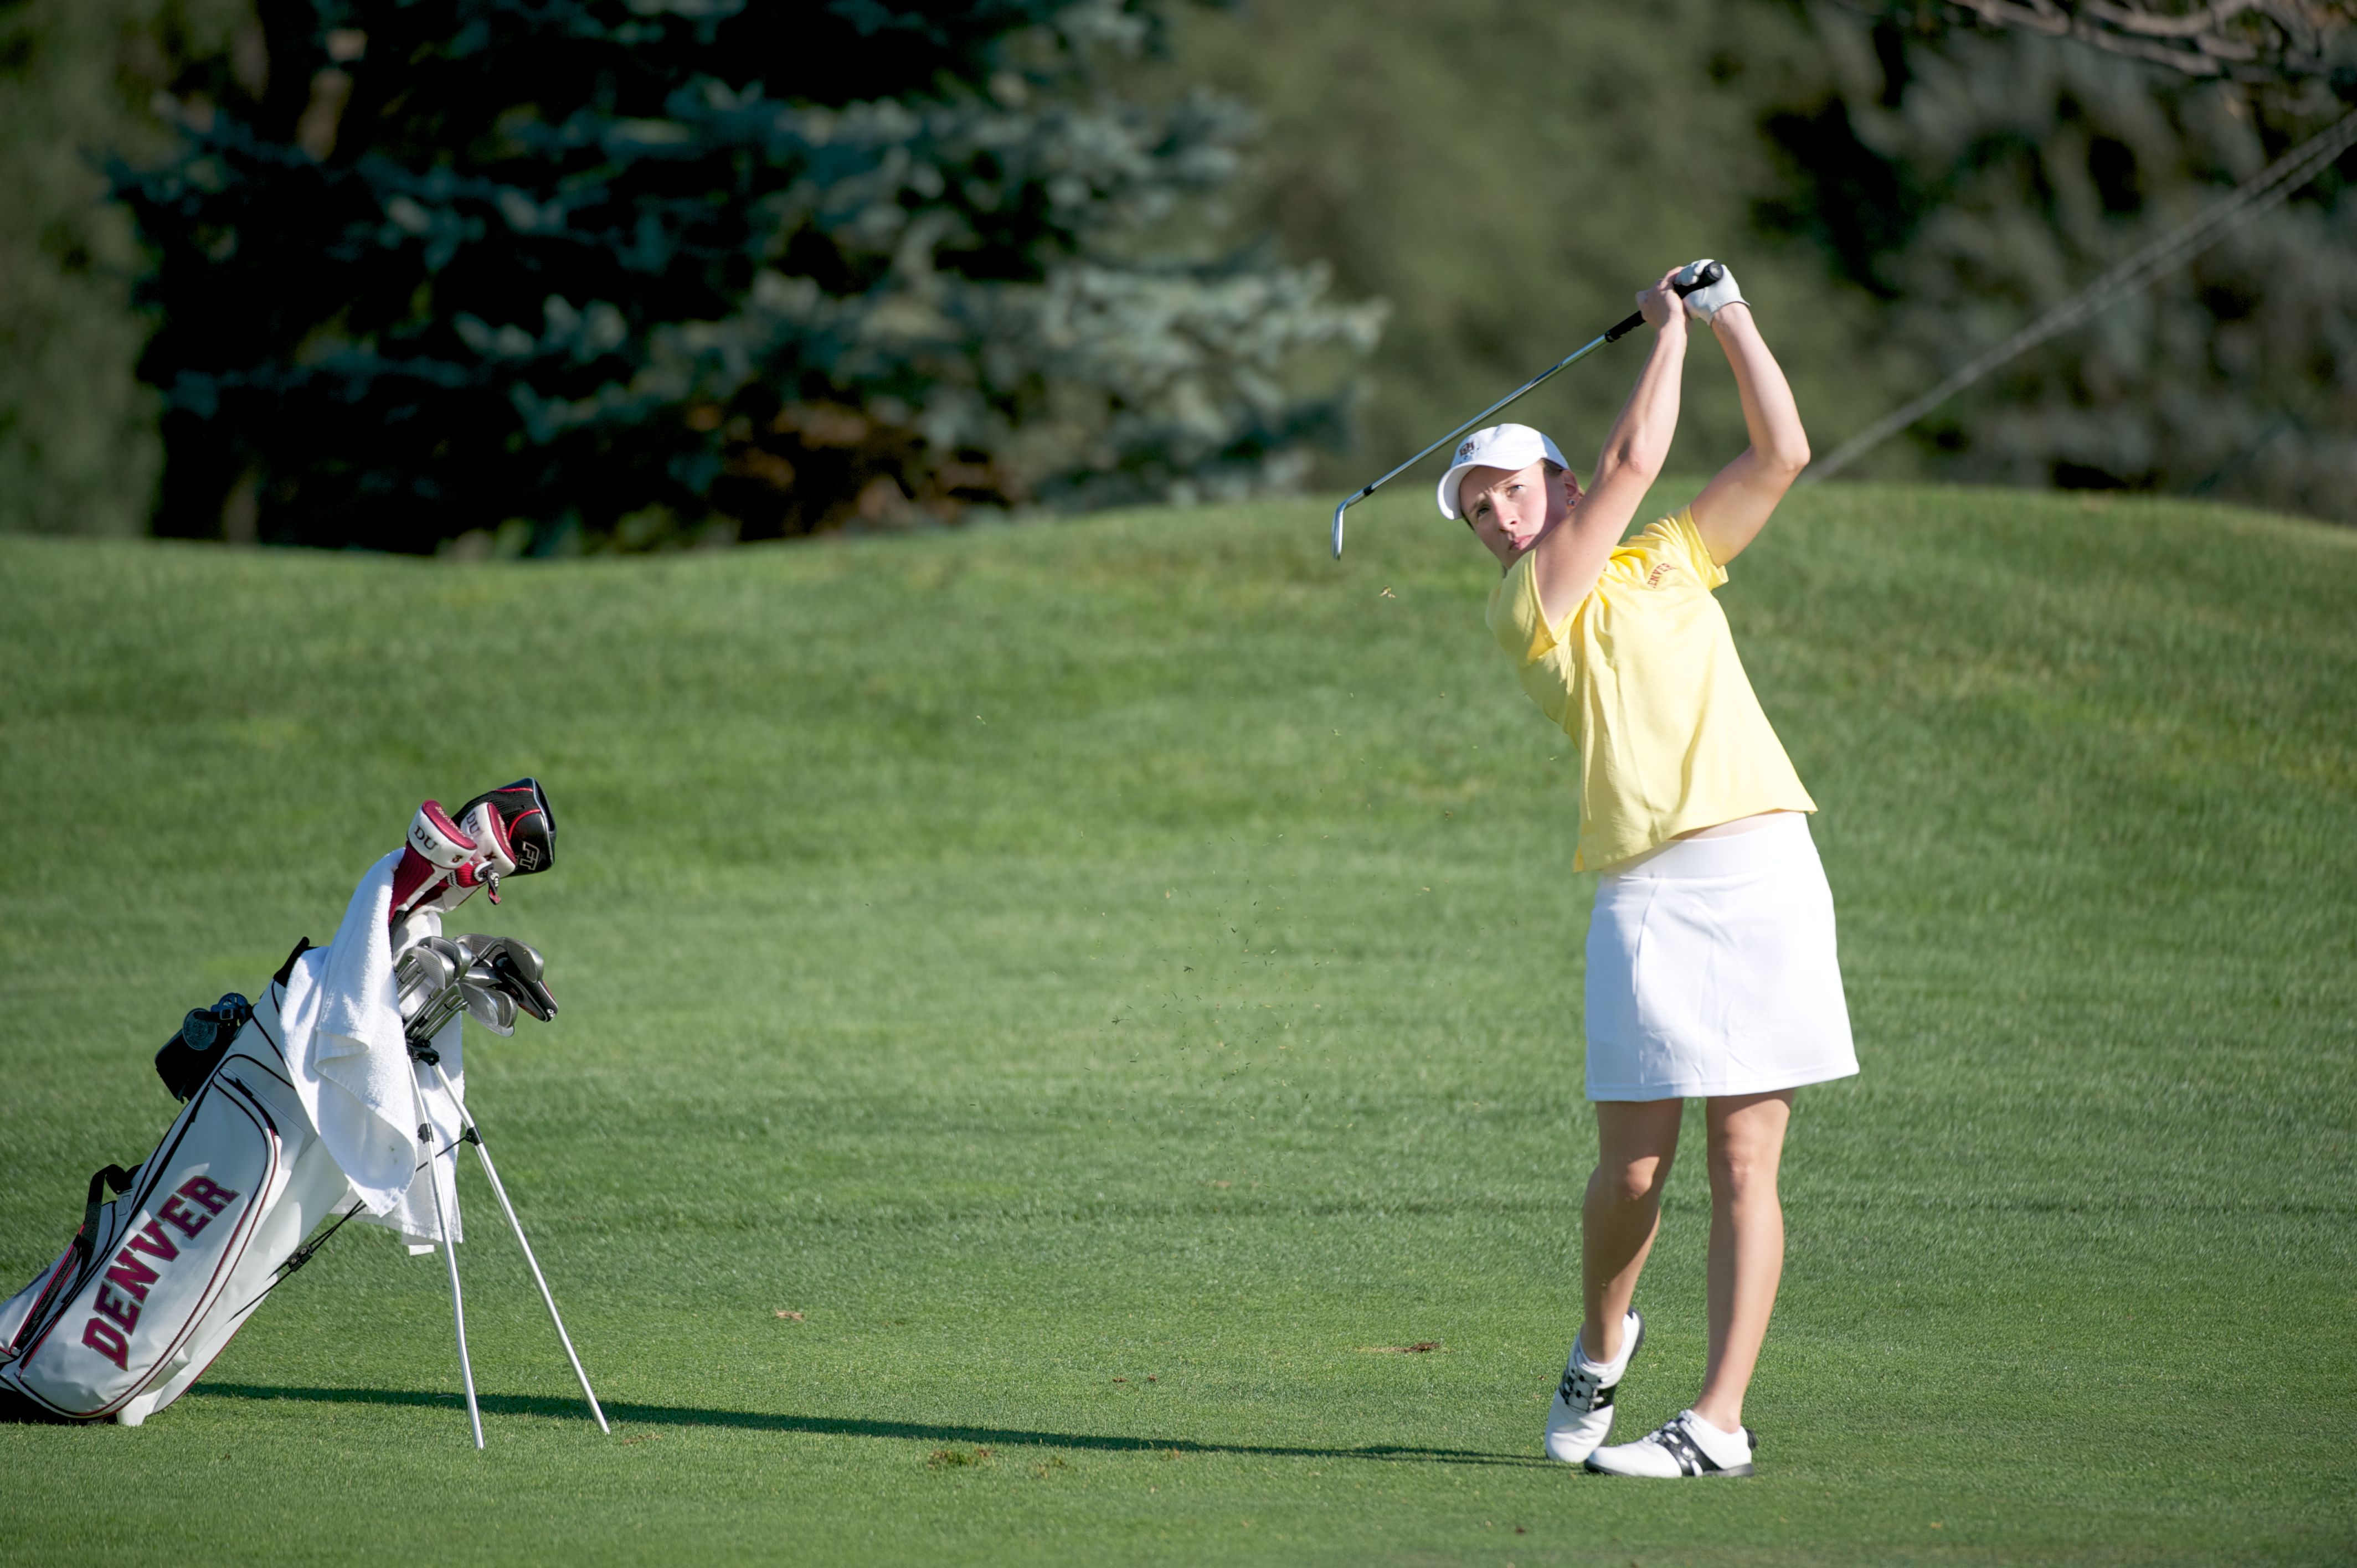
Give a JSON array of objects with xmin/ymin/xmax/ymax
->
[
  {"xmin": 1162, "ymin": 0, "xmax": 1914, "ymax": 497},
  {"xmin": 1762, "ymin": 7, "xmax": 2357, "ymax": 516},
  {"xmin": 0, "ymin": 0, "xmax": 245, "ymax": 537},
  {"xmin": 113, "ymin": 0, "xmax": 1381, "ymax": 551}
]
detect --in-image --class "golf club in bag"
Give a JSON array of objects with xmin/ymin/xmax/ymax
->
[
  {"xmin": 1328, "ymin": 261, "xmax": 1725, "ymax": 559},
  {"xmin": 0, "ymin": 780, "xmax": 605, "ymax": 1447}
]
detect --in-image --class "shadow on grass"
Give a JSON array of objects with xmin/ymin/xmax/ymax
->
[{"xmin": 189, "ymin": 1383, "xmax": 1547, "ymax": 1468}]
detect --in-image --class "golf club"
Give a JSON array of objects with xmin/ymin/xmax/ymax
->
[
  {"xmin": 1329, "ymin": 261, "xmax": 1723, "ymax": 559},
  {"xmin": 460, "ymin": 971, "xmax": 517, "ymax": 1035},
  {"xmin": 395, "ymin": 937, "xmax": 467, "ymax": 1043},
  {"xmin": 453, "ymin": 933, "xmax": 558, "ymax": 1023}
]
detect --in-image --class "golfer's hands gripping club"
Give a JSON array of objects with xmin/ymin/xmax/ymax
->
[
  {"xmin": 1676, "ymin": 257, "xmax": 1744, "ymax": 323},
  {"xmin": 1638, "ymin": 266, "xmax": 1692, "ymax": 333}
]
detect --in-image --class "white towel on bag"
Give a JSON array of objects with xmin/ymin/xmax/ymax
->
[{"xmin": 278, "ymin": 850, "xmax": 466, "ymax": 1246}]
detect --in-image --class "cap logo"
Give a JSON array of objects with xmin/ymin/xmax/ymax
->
[{"xmin": 1457, "ymin": 440, "xmax": 1476, "ymax": 460}]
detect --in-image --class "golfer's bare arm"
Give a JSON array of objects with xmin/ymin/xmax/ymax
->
[
  {"xmin": 1529, "ymin": 275, "xmax": 1689, "ymax": 622},
  {"xmin": 1688, "ymin": 305, "xmax": 1809, "ymax": 565}
]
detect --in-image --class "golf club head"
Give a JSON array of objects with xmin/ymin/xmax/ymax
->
[
  {"xmin": 394, "ymin": 937, "xmax": 462, "ymax": 1023},
  {"xmin": 459, "ymin": 978, "xmax": 518, "ymax": 1036},
  {"xmin": 451, "ymin": 935, "xmax": 558, "ymax": 1022},
  {"xmin": 457, "ymin": 779, "xmax": 555, "ymax": 876}
]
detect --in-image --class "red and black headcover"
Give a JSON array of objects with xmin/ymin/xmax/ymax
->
[{"xmin": 459, "ymin": 778, "xmax": 555, "ymax": 876}]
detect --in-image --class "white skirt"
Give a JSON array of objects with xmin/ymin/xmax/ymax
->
[{"xmin": 1583, "ymin": 813, "xmax": 1859, "ymax": 1102}]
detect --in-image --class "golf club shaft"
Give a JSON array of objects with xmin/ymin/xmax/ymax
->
[
  {"xmin": 1331, "ymin": 262, "xmax": 1724, "ymax": 559},
  {"xmin": 1329, "ymin": 317, "xmax": 1636, "ymax": 560},
  {"xmin": 429, "ymin": 1061, "xmax": 611, "ymax": 1435}
]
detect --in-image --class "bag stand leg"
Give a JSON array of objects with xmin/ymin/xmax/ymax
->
[
  {"xmin": 411, "ymin": 1072, "xmax": 485, "ymax": 1450},
  {"xmin": 426, "ymin": 1060, "xmax": 609, "ymax": 1434}
]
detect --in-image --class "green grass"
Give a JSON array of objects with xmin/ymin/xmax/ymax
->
[{"xmin": 1, "ymin": 484, "xmax": 2353, "ymax": 1566}]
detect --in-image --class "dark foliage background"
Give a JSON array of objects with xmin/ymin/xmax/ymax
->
[
  {"xmin": 111, "ymin": 0, "xmax": 1378, "ymax": 551},
  {"xmin": 1763, "ymin": 5, "xmax": 2357, "ymax": 512},
  {"xmin": 1159, "ymin": 1, "xmax": 1901, "ymax": 503},
  {"xmin": 4, "ymin": 0, "xmax": 2355, "ymax": 544},
  {"xmin": 0, "ymin": 0, "xmax": 213, "ymax": 539},
  {"xmin": 1170, "ymin": 0, "xmax": 2357, "ymax": 522}
]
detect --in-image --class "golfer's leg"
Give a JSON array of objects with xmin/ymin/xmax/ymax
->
[
  {"xmin": 1694, "ymin": 1089, "xmax": 1793, "ymax": 1431},
  {"xmin": 1582, "ymin": 1098, "xmax": 1685, "ymax": 1362}
]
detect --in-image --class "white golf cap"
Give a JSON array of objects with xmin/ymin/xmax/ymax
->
[{"xmin": 1435, "ymin": 423, "xmax": 1569, "ymax": 520}]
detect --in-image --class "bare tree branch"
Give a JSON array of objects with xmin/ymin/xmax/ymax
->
[{"xmin": 1887, "ymin": 1, "xmax": 2356, "ymax": 81}]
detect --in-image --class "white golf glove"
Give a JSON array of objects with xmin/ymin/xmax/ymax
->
[{"xmin": 1676, "ymin": 258, "xmax": 1746, "ymax": 324}]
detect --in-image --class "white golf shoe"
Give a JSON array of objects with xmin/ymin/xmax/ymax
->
[
  {"xmin": 1583, "ymin": 1409, "xmax": 1756, "ymax": 1478},
  {"xmin": 1542, "ymin": 1311, "xmax": 1644, "ymax": 1464}
]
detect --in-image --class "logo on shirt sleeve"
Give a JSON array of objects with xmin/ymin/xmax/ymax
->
[{"xmin": 1645, "ymin": 560, "xmax": 1676, "ymax": 587}]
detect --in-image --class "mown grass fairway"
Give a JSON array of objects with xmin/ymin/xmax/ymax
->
[{"xmin": 2, "ymin": 487, "xmax": 2353, "ymax": 1566}]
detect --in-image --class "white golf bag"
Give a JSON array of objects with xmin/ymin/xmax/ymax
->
[
  {"xmin": 0, "ymin": 968, "xmax": 361, "ymax": 1423},
  {"xmin": 0, "ymin": 779, "xmax": 593, "ymax": 1439}
]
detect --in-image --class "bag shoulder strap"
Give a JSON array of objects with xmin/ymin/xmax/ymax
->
[{"xmin": 272, "ymin": 937, "xmax": 313, "ymax": 987}]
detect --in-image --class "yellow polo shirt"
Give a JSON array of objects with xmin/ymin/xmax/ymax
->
[{"xmin": 1486, "ymin": 507, "xmax": 1814, "ymax": 869}]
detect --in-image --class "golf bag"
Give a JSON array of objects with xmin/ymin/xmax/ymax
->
[
  {"xmin": 0, "ymin": 960, "xmax": 355, "ymax": 1423},
  {"xmin": 0, "ymin": 779, "xmax": 564, "ymax": 1428}
]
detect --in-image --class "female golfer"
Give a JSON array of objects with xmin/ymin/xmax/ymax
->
[{"xmin": 1441, "ymin": 261, "xmax": 1855, "ymax": 1478}]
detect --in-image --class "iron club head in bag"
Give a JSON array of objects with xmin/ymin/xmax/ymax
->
[
  {"xmin": 1329, "ymin": 262, "xmax": 1723, "ymax": 559},
  {"xmin": 394, "ymin": 938, "xmax": 459, "ymax": 1019},
  {"xmin": 459, "ymin": 976, "xmax": 517, "ymax": 1037},
  {"xmin": 395, "ymin": 935, "xmax": 557, "ymax": 1048},
  {"xmin": 395, "ymin": 937, "xmax": 469, "ymax": 1046},
  {"xmin": 452, "ymin": 935, "xmax": 558, "ymax": 1023}
]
